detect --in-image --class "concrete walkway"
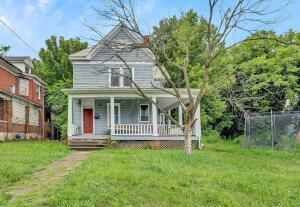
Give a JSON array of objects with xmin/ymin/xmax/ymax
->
[{"xmin": 7, "ymin": 151, "xmax": 92, "ymax": 204}]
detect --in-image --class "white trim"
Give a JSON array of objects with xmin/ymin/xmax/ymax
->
[
  {"xmin": 178, "ymin": 105, "xmax": 183, "ymax": 126},
  {"xmin": 36, "ymin": 84, "xmax": 41, "ymax": 100},
  {"xmin": 67, "ymin": 97, "xmax": 73, "ymax": 137},
  {"xmin": 107, "ymin": 103, "xmax": 121, "ymax": 126},
  {"xmin": 159, "ymin": 113, "xmax": 165, "ymax": 125},
  {"xmin": 19, "ymin": 78, "xmax": 29, "ymax": 96},
  {"xmin": 151, "ymin": 97, "xmax": 158, "ymax": 136},
  {"xmin": 108, "ymin": 67, "xmax": 134, "ymax": 88},
  {"xmin": 93, "ymin": 98, "xmax": 95, "ymax": 134},
  {"xmin": 139, "ymin": 104, "xmax": 150, "ymax": 123}
]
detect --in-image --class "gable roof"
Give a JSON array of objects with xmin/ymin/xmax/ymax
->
[{"xmin": 69, "ymin": 23, "xmax": 154, "ymax": 61}]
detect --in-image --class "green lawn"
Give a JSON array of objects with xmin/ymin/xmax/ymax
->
[
  {"xmin": 45, "ymin": 142, "xmax": 299, "ymax": 207},
  {"xmin": 0, "ymin": 141, "xmax": 69, "ymax": 204},
  {"xmin": 1, "ymin": 141, "xmax": 300, "ymax": 207}
]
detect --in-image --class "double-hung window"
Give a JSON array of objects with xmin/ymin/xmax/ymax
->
[
  {"xmin": 140, "ymin": 104, "xmax": 150, "ymax": 122},
  {"xmin": 19, "ymin": 78, "xmax": 29, "ymax": 96},
  {"xmin": 36, "ymin": 84, "xmax": 41, "ymax": 99},
  {"xmin": 109, "ymin": 67, "xmax": 132, "ymax": 87}
]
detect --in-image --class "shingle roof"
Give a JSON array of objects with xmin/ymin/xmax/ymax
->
[
  {"xmin": 69, "ymin": 48, "xmax": 92, "ymax": 58},
  {"xmin": 4, "ymin": 56, "xmax": 30, "ymax": 61}
]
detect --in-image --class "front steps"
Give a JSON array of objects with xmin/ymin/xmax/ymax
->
[{"xmin": 68, "ymin": 139, "xmax": 108, "ymax": 150}]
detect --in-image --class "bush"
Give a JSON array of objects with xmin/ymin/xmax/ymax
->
[
  {"xmin": 202, "ymin": 130, "xmax": 221, "ymax": 143},
  {"xmin": 233, "ymin": 135, "xmax": 245, "ymax": 145},
  {"xmin": 60, "ymin": 124, "xmax": 68, "ymax": 140}
]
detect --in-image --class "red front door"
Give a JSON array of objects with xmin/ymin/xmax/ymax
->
[{"xmin": 83, "ymin": 109, "xmax": 93, "ymax": 134}]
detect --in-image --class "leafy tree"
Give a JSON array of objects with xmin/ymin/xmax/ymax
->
[
  {"xmin": 33, "ymin": 36, "xmax": 88, "ymax": 85},
  {"xmin": 33, "ymin": 36, "xmax": 88, "ymax": 137},
  {"xmin": 218, "ymin": 31, "xmax": 300, "ymax": 137},
  {"xmin": 0, "ymin": 44, "xmax": 10, "ymax": 56},
  {"xmin": 152, "ymin": 10, "xmax": 232, "ymax": 135}
]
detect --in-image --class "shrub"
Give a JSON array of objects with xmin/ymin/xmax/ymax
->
[
  {"xmin": 202, "ymin": 130, "xmax": 221, "ymax": 143},
  {"xmin": 60, "ymin": 124, "xmax": 68, "ymax": 140},
  {"xmin": 233, "ymin": 135, "xmax": 245, "ymax": 145}
]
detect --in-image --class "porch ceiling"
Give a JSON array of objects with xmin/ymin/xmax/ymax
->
[{"xmin": 62, "ymin": 88, "xmax": 199, "ymax": 99}]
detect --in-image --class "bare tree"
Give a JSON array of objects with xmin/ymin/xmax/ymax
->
[{"xmin": 87, "ymin": 0, "xmax": 290, "ymax": 155}]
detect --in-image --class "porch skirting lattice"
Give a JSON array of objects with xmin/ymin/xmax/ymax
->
[{"xmin": 117, "ymin": 140, "xmax": 198, "ymax": 149}]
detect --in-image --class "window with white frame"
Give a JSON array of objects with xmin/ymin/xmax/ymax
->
[
  {"xmin": 140, "ymin": 104, "xmax": 149, "ymax": 122},
  {"xmin": 9, "ymin": 84, "xmax": 15, "ymax": 94},
  {"xmin": 19, "ymin": 78, "xmax": 29, "ymax": 96},
  {"xmin": 36, "ymin": 84, "xmax": 41, "ymax": 99},
  {"xmin": 109, "ymin": 67, "xmax": 132, "ymax": 87},
  {"xmin": 107, "ymin": 103, "xmax": 120, "ymax": 126}
]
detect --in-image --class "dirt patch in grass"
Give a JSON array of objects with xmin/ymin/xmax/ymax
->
[{"xmin": 6, "ymin": 151, "xmax": 92, "ymax": 205}]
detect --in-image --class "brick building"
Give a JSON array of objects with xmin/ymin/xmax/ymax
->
[{"xmin": 0, "ymin": 56, "xmax": 45, "ymax": 140}]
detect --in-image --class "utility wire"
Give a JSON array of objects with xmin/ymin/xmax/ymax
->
[{"xmin": 0, "ymin": 18, "xmax": 39, "ymax": 55}]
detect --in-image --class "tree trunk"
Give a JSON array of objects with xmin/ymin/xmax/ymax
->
[{"xmin": 184, "ymin": 125, "xmax": 192, "ymax": 155}]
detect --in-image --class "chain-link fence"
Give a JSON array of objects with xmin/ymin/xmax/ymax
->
[{"xmin": 244, "ymin": 111, "xmax": 300, "ymax": 149}]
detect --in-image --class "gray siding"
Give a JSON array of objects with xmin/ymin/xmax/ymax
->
[
  {"xmin": 92, "ymin": 99, "xmax": 155, "ymax": 135},
  {"xmin": 92, "ymin": 29, "xmax": 152, "ymax": 62},
  {"xmin": 73, "ymin": 63, "xmax": 154, "ymax": 88},
  {"xmin": 72, "ymin": 27, "xmax": 161, "ymax": 89}
]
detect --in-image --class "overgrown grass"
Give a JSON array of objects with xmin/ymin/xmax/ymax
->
[
  {"xmin": 40, "ymin": 141, "xmax": 300, "ymax": 207},
  {"xmin": 0, "ymin": 141, "xmax": 69, "ymax": 204}
]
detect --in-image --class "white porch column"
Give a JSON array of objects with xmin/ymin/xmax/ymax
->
[
  {"xmin": 178, "ymin": 105, "xmax": 183, "ymax": 127},
  {"xmin": 195, "ymin": 103, "xmax": 202, "ymax": 149},
  {"xmin": 67, "ymin": 97, "xmax": 73, "ymax": 137},
  {"xmin": 168, "ymin": 110, "xmax": 171, "ymax": 125},
  {"xmin": 152, "ymin": 97, "xmax": 158, "ymax": 136},
  {"xmin": 110, "ymin": 96, "xmax": 115, "ymax": 135}
]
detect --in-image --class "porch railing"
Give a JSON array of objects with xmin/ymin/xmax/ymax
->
[
  {"xmin": 114, "ymin": 124, "xmax": 195, "ymax": 136},
  {"xmin": 115, "ymin": 124, "xmax": 153, "ymax": 135}
]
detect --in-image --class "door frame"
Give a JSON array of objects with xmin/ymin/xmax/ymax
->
[{"xmin": 81, "ymin": 99, "xmax": 95, "ymax": 135}]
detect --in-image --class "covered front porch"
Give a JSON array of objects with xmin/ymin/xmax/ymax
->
[{"xmin": 65, "ymin": 88, "xmax": 200, "ymax": 140}]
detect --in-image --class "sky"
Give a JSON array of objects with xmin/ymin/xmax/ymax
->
[{"xmin": 0, "ymin": 0, "xmax": 299, "ymax": 58}]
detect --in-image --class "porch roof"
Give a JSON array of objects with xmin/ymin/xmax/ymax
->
[{"xmin": 62, "ymin": 88, "xmax": 200, "ymax": 99}]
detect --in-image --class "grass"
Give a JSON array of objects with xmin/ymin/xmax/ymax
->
[
  {"xmin": 42, "ymin": 142, "xmax": 299, "ymax": 207},
  {"xmin": 0, "ymin": 141, "xmax": 69, "ymax": 205},
  {"xmin": 1, "ymin": 141, "xmax": 299, "ymax": 206}
]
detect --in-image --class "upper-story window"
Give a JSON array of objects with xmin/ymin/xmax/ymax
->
[
  {"xmin": 109, "ymin": 67, "xmax": 133, "ymax": 87},
  {"xmin": 25, "ymin": 66, "xmax": 30, "ymax": 74},
  {"xmin": 9, "ymin": 84, "xmax": 15, "ymax": 94},
  {"xmin": 19, "ymin": 78, "xmax": 29, "ymax": 96},
  {"xmin": 36, "ymin": 84, "xmax": 41, "ymax": 99}
]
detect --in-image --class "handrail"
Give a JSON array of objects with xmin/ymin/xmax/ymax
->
[{"xmin": 114, "ymin": 124, "xmax": 195, "ymax": 136}]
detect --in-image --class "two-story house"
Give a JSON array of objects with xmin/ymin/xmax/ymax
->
[
  {"xmin": 0, "ymin": 56, "xmax": 45, "ymax": 140},
  {"xmin": 63, "ymin": 24, "xmax": 201, "ymax": 148}
]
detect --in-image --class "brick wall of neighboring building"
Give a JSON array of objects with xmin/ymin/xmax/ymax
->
[
  {"xmin": 0, "ymin": 58, "xmax": 45, "ymax": 141},
  {"xmin": 0, "ymin": 65, "xmax": 18, "ymax": 93},
  {"xmin": 0, "ymin": 98, "xmax": 42, "ymax": 141}
]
